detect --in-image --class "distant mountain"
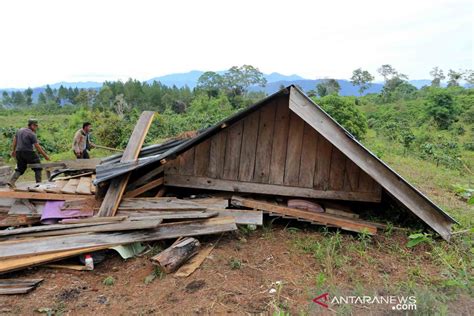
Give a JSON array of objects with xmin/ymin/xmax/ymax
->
[
  {"xmin": 47, "ymin": 81, "xmax": 103, "ymax": 89},
  {"xmin": 250, "ymin": 79, "xmax": 384, "ymax": 96}
]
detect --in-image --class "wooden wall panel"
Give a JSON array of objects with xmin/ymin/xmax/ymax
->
[
  {"xmin": 238, "ymin": 111, "xmax": 260, "ymax": 182},
  {"xmin": 284, "ymin": 112, "xmax": 305, "ymax": 186},
  {"xmin": 193, "ymin": 139, "xmax": 211, "ymax": 177},
  {"xmin": 313, "ymin": 136, "xmax": 333, "ymax": 190},
  {"xmin": 298, "ymin": 123, "xmax": 319, "ymax": 188},
  {"xmin": 328, "ymin": 148, "xmax": 346, "ymax": 191},
  {"xmin": 269, "ymin": 98, "xmax": 290, "ymax": 185},
  {"xmin": 343, "ymin": 159, "xmax": 360, "ymax": 191},
  {"xmin": 222, "ymin": 121, "xmax": 243, "ymax": 180},
  {"xmin": 253, "ymin": 103, "xmax": 276, "ymax": 183},
  {"xmin": 208, "ymin": 131, "xmax": 227, "ymax": 179},
  {"xmin": 358, "ymin": 170, "xmax": 374, "ymax": 192},
  {"xmin": 178, "ymin": 147, "xmax": 195, "ymax": 176}
]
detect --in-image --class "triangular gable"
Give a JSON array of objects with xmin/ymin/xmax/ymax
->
[{"xmin": 287, "ymin": 86, "xmax": 456, "ymax": 240}]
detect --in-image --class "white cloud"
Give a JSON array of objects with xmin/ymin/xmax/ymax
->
[{"xmin": 0, "ymin": 0, "xmax": 472, "ymax": 87}]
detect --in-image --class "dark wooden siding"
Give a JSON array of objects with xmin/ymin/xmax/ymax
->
[{"xmin": 165, "ymin": 95, "xmax": 382, "ymax": 202}]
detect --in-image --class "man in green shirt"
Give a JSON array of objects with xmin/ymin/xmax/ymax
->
[{"xmin": 9, "ymin": 119, "xmax": 50, "ymax": 186}]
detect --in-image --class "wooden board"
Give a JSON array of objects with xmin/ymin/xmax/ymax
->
[
  {"xmin": 61, "ymin": 179, "xmax": 80, "ymax": 194},
  {"xmin": 193, "ymin": 139, "xmax": 211, "ymax": 177},
  {"xmin": 328, "ymin": 148, "xmax": 346, "ymax": 191},
  {"xmin": 0, "ymin": 191, "xmax": 86, "ymax": 201},
  {"xmin": 0, "ymin": 222, "xmax": 115, "ymax": 236},
  {"xmin": 117, "ymin": 210, "xmax": 217, "ymax": 220},
  {"xmin": 238, "ymin": 110, "xmax": 260, "ymax": 182},
  {"xmin": 313, "ymin": 136, "xmax": 333, "ymax": 190},
  {"xmin": 28, "ymin": 159, "xmax": 101, "ymax": 170},
  {"xmin": 44, "ymin": 180, "xmax": 67, "ymax": 193},
  {"xmin": 0, "ymin": 217, "xmax": 237, "ymax": 259},
  {"xmin": 90, "ymin": 175, "xmax": 96, "ymax": 194},
  {"xmin": 164, "ymin": 175, "xmax": 381, "ymax": 202},
  {"xmin": 174, "ymin": 244, "xmax": 215, "ymax": 277},
  {"xmin": 284, "ymin": 112, "xmax": 305, "ymax": 186},
  {"xmin": 126, "ymin": 166, "xmax": 163, "ymax": 191},
  {"xmin": 210, "ymin": 208, "xmax": 263, "ymax": 225},
  {"xmin": 118, "ymin": 198, "xmax": 206, "ymax": 211},
  {"xmin": 231, "ymin": 197, "xmax": 377, "ymax": 234},
  {"xmin": 75, "ymin": 177, "xmax": 92, "ymax": 195},
  {"xmin": 17, "ymin": 219, "xmax": 163, "ymax": 238},
  {"xmin": 222, "ymin": 121, "xmax": 243, "ymax": 180},
  {"xmin": 253, "ymin": 104, "xmax": 276, "ymax": 183},
  {"xmin": 298, "ymin": 124, "xmax": 319, "ymax": 188},
  {"xmin": 178, "ymin": 148, "xmax": 195, "ymax": 176},
  {"xmin": 124, "ymin": 177, "xmax": 163, "ymax": 198},
  {"xmin": 207, "ymin": 131, "xmax": 227, "ymax": 178},
  {"xmin": 269, "ymin": 97, "xmax": 290, "ymax": 184},
  {"xmin": 98, "ymin": 111, "xmax": 155, "ymax": 217}
]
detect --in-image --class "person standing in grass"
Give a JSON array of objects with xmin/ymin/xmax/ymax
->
[
  {"xmin": 72, "ymin": 122, "xmax": 95, "ymax": 159},
  {"xmin": 9, "ymin": 119, "xmax": 50, "ymax": 186}
]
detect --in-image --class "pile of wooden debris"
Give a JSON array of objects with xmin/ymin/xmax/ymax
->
[{"xmin": 0, "ymin": 91, "xmax": 455, "ymax": 293}]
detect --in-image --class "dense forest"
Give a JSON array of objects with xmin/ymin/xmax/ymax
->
[{"xmin": 0, "ymin": 64, "xmax": 473, "ymax": 176}]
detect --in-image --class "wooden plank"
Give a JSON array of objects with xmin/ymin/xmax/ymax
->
[
  {"xmin": 123, "ymin": 177, "xmax": 164, "ymax": 198},
  {"xmin": 8, "ymin": 200, "xmax": 37, "ymax": 215},
  {"xmin": 238, "ymin": 110, "xmax": 260, "ymax": 182},
  {"xmin": 269, "ymin": 97, "xmax": 290, "ymax": 184},
  {"xmin": 17, "ymin": 219, "xmax": 163, "ymax": 238},
  {"xmin": 231, "ymin": 197, "xmax": 377, "ymax": 234},
  {"xmin": 59, "ymin": 216, "xmax": 127, "ymax": 224},
  {"xmin": 328, "ymin": 148, "xmax": 346, "ymax": 191},
  {"xmin": 253, "ymin": 103, "xmax": 276, "ymax": 183},
  {"xmin": 28, "ymin": 159, "xmax": 101, "ymax": 170},
  {"xmin": 54, "ymin": 172, "xmax": 94, "ymax": 181},
  {"xmin": 210, "ymin": 208, "xmax": 263, "ymax": 225},
  {"xmin": 0, "ymin": 246, "xmax": 107, "ymax": 274},
  {"xmin": 164, "ymin": 175, "xmax": 382, "ymax": 202},
  {"xmin": 0, "ymin": 217, "xmax": 237, "ymax": 259},
  {"xmin": 325, "ymin": 208, "xmax": 359, "ymax": 219},
  {"xmin": 289, "ymin": 87, "xmax": 452, "ymax": 240},
  {"xmin": 0, "ymin": 222, "xmax": 116, "ymax": 236},
  {"xmin": 98, "ymin": 111, "xmax": 155, "ymax": 217},
  {"xmin": 44, "ymin": 180, "xmax": 67, "ymax": 193},
  {"xmin": 284, "ymin": 112, "xmax": 305, "ymax": 186},
  {"xmin": 117, "ymin": 210, "xmax": 217, "ymax": 220},
  {"xmin": 313, "ymin": 136, "xmax": 333, "ymax": 190},
  {"xmin": 193, "ymin": 139, "xmax": 211, "ymax": 177},
  {"xmin": 118, "ymin": 198, "xmax": 206, "ymax": 211},
  {"xmin": 75, "ymin": 177, "xmax": 92, "ymax": 195},
  {"xmin": 0, "ymin": 287, "xmax": 34, "ymax": 294},
  {"xmin": 0, "ymin": 215, "xmax": 40, "ymax": 227},
  {"xmin": 61, "ymin": 179, "xmax": 80, "ymax": 194},
  {"xmin": 0, "ymin": 279, "xmax": 43, "ymax": 286},
  {"xmin": 44, "ymin": 264, "xmax": 89, "ymax": 271},
  {"xmin": 358, "ymin": 170, "xmax": 374, "ymax": 192},
  {"xmin": 222, "ymin": 121, "xmax": 243, "ymax": 180},
  {"xmin": 0, "ymin": 191, "xmax": 86, "ymax": 201},
  {"xmin": 207, "ymin": 131, "xmax": 227, "ymax": 178},
  {"xmin": 178, "ymin": 148, "xmax": 195, "ymax": 176},
  {"xmin": 343, "ymin": 159, "xmax": 360, "ymax": 191},
  {"xmin": 298, "ymin": 123, "xmax": 319, "ymax": 188},
  {"xmin": 175, "ymin": 244, "xmax": 215, "ymax": 277}
]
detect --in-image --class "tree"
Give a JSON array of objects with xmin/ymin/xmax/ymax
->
[
  {"xmin": 463, "ymin": 69, "xmax": 473, "ymax": 87},
  {"xmin": 429, "ymin": 67, "xmax": 445, "ymax": 87},
  {"xmin": 426, "ymin": 88, "xmax": 458, "ymax": 129},
  {"xmin": 316, "ymin": 95, "xmax": 368, "ymax": 139},
  {"xmin": 196, "ymin": 71, "xmax": 223, "ymax": 98},
  {"xmin": 222, "ymin": 65, "xmax": 267, "ymax": 97},
  {"xmin": 447, "ymin": 69, "xmax": 463, "ymax": 87},
  {"xmin": 1, "ymin": 91, "xmax": 11, "ymax": 107},
  {"xmin": 316, "ymin": 79, "xmax": 340, "ymax": 97},
  {"xmin": 350, "ymin": 68, "xmax": 374, "ymax": 95},
  {"xmin": 377, "ymin": 64, "xmax": 409, "ymax": 101},
  {"xmin": 23, "ymin": 88, "xmax": 33, "ymax": 106}
]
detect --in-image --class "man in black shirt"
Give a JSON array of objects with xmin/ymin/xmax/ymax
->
[{"xmin": 9, "ymin": 119, "xmax": 50, "ymax": 186}]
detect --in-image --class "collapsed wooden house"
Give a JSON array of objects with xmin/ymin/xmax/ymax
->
[{"xmin": 97, "ymin": 85, "xmax": 457, "ymax": 240}]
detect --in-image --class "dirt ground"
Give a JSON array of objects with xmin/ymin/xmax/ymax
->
[{"xmin": 1, "ymin": 221, "xmax": 473, "ymax": 315}]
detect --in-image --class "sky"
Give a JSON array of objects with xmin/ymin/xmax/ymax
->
[{"xmin": 0, "ymin": 0, "xmax": 472, "ymax": 88}]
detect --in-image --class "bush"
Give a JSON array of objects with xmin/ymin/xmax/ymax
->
[{"xmin": 314, "ymin": 95, "xmax": 368, "ymax": 139}]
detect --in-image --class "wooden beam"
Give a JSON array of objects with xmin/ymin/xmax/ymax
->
[
  {"xmin": 164, "ymin": 175, "xmax": 381, "ymax": 202},
  {"xmin": 28, "ymin": 158, "xmax": 101, "ymax": 170},
  {"xmin": 231, "ymin": 196, "xmax": 377, "ymax": 234},
  {"xmin": 0, "ymin": 191, "xmax": 86, "ymax": 201},
  {"xmin": 124, "ymin": 177, "xmax": 163, "ymax": 198},
  {"xmin": 288, "ymin": 87, "xmax": 454, "ymax": 240},
  {"xmin": 126, "ymin": 165, "xmax": 164, "ymax": 191},
  {"xmin": 97, "ymin": 111, "xmax": 155, "ymax": 217}
]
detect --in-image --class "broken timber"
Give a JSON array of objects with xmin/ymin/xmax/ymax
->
[
  {"xmin": 231, "ymin": 196, "xmax": 377, "ymax": 234},
  {"xmin": 98, "ymin": 111, "xmax": 155, "ymax": 217},
  {"xmin": 151, "ymin": 237, "xmax": 200, "ymax": 273}
]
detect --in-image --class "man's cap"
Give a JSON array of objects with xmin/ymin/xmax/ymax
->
[{"xmin": 28, "ymin": 119, "xmax": 38, "ymax": 125}]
